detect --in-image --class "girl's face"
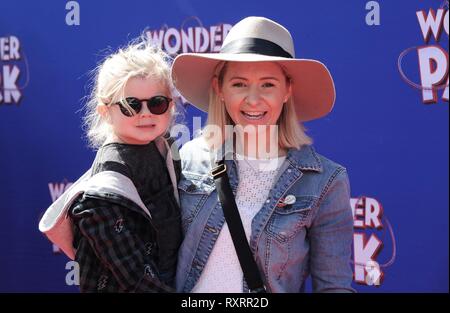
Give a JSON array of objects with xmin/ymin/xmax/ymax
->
[
  {"xmin": 106, "ymin": 77, "xmax": 172, "ymax": 145},
  {"xmin": 216, "ymin": 61, "xmax": 291, "ymax": 128}
]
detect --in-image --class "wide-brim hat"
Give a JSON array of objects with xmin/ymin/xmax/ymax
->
[{"xmin": 171, "ymin": 16, "xmax": 336, "ymax": 122}]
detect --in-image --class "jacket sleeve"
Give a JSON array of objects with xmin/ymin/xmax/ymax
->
[
  {"xmin": 308, "ymin": 168, "xmax": 356, "ymax": 293},
  {"xmin": 71, "ymin": 198, "xmax": 174, "ymax": 293}
]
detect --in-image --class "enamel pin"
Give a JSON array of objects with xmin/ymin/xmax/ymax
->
[{"xmin": 277, "ymin": 195, "xmax": 296, "ymax": 207}]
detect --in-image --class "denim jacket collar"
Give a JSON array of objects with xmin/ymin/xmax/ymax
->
[{"xmin": 286, "ymin": 145, "xmax": 323, "ymax": 173}]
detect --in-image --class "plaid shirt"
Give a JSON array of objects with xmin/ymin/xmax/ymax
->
[
  {"xmin": 70, "ymin": 192, "xmax": 177, "ymax": 292},
  {"xmin": 69, "ymin": 140, "xmax": 182, "ymax": 293}
]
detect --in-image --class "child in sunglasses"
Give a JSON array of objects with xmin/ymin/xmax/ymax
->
[{"xmin": 39, "ymin": 38, "xmax": 182, "ymax": 292}]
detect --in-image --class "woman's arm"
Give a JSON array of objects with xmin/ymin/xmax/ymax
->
[{"xmin": 309, "ymin": 168, "xmax": 355, "ymax": 293}]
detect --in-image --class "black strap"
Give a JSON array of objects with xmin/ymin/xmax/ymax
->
[
  {"xmin": 211, "ymin": 160, "xmax": 267, "ymax": 293},
  {"xmin": 220, "ymin": 37, "xmax": 293, "ymax": 58}
]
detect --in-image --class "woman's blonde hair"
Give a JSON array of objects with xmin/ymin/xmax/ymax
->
[
  {"xmin": 82, "ymin": 36, "xmax": 176, "ymax": 149},
  {"xmin": 205, "ymin": 62, "xmax": 312, "ymax": 150}
]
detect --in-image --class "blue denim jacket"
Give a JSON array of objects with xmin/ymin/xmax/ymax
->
[{"xmin": 176, "ymin": 137, "xmax": 355, "ymax": 293}]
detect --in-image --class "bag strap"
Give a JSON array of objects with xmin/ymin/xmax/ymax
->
[{"xmin": 211, "ymin": 160, "xmax": 267, "ymax": 293}]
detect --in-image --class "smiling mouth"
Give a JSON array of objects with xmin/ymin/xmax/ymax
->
[{"xmin": 241, "ymin": 111, "xmax": 267, "ymax": 120}]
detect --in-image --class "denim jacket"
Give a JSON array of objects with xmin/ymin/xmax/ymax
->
[{"xmin": 176, "ymin": 137, "xmax": 355, "ymax": 293}]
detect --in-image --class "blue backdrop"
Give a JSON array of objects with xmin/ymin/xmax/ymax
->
[{"xmin": 0, "ymin": 0, "xmax": 448, "ymax": 292}]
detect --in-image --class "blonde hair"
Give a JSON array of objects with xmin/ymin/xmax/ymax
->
[
  {"xmin": 205, "ymin": 62, "xmax": 312, "ymax": 150},
  {"xmin": 82, "ymin": 36, "xmax": 176, "ymax": 149}
]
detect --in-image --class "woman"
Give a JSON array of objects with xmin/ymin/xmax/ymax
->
[{"xmin": 172, "ymin": 16, "xmax": 354, "ymax": 293}]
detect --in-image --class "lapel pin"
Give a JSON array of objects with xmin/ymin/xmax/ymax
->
[{"xmin": 277, "ymin": 195, "xmax": 296, "ymax": 207}]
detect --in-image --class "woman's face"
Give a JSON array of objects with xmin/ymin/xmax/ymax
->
[
  {"xmin": 106, "ymin": 76, "xmax": 172, "ymax": 145},
  {"xmin": 216, "ymin": 61, "xmax": 291, "ymax": 128}
]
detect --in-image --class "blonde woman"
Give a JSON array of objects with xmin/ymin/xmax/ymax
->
[
  {"xmin": 172, "ymin": 17, "xmax": 354, "ymax": 293},
  {"xmin": 39, "ymin": 38, "xmax": 181, "ymax": 292}
]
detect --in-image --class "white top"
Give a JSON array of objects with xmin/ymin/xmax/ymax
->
[{"xmin": 192, "ymin": 154, "xmax": 286, "ymax": 293}]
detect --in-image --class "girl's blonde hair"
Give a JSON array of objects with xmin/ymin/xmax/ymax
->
[
  {"xmin": 205, "ymin": 62, "xmax": 312, "ymax": 150},
  {"xmin": 83, "ymin": 36, "xmax": 175, "ymax": 149}
]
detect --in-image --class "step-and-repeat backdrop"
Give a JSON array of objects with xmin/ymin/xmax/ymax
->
[{"xmin": 0, "ymin": 0, "xmax": 448, "ymax": 292}]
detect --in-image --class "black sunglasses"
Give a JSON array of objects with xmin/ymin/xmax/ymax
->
[{"xmin": 113, "ymin": 96, "xmax": 172, "ymax": 117}]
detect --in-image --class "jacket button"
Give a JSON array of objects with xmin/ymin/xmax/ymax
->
[
  {"xmin": 97, "ymin": 275, "xmax": 109, "ymax": 290},
  {"xmin": 145, "ymin": 242, "xmax": 153, "ymax": 255},
  {"xmin": 114, "ymin": 218, "xmax": 124, "ymax": 233},
  {"xmin": 144, "ymin": 264, "xmax": 156, "ymax": 278}
]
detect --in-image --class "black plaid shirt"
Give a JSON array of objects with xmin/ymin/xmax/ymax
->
[
  {"xmin": 71, "ymin": 193, "xmax": 174, "ymax": 292},
  {"xmin": 70, "ymin": 141, "xmax": 182, "ymax": 293}
]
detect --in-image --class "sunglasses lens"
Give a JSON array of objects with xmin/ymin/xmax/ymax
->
[
  {"xmin": 118, "ymin": 105, "xmax": 133, "ymax": 117},
  {"xmin": 115, "ymin": 96, "xmax": 170, "ymax": 117},
  {"xmin": 148, "ymin": 96, "xmax": 170, "ymax": 115},
  {"xmin": 125, "ymin": 97, "xmax": 142, "ymax": 114}
]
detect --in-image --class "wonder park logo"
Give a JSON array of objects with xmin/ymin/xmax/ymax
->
[
  {"xmin": 351, "ymin": 196, "xmax": 396, "ymax": 287},
  {"xmin": 0, "ymin": 35, "xmax": 29, "ymax": 105},
  {"xmin": 398, "ymin": 5, "xmax": 449, "ymax": 104},
  {"xmin": 145, "ymin": 17, "xmax": 232, "ymax": 55}
]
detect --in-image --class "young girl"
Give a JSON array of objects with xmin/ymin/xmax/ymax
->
[{"xmin": 39, "ymin": 38, "xmax": 182, "ymax": 292}]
